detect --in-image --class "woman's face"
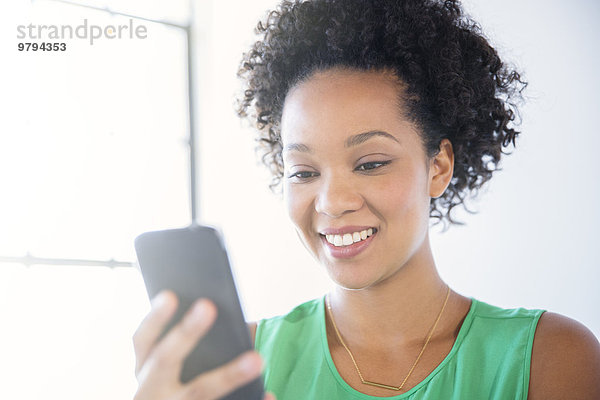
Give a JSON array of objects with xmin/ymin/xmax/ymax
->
[{"xmin": 280, "ymin": 68, "xmax": 452, "ymax": 290}]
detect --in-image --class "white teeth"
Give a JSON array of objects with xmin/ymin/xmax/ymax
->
[
  {"xmin": 324, "ymin": 229, "xmax": 376, "ymax": 247},
  {"xmin": 342, "ymin": 233, "xmax": 353, "ymax": 245},
  {"xmin": 334, "ymin": 235, "xmax": 343, "ymax": 246}
]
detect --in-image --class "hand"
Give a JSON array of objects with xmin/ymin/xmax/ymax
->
[{"xmin": 133, "ymin": 290, "xmax": 275, "ymax": 400}]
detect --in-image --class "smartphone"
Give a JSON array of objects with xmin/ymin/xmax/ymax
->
[{"xmin": 134, "ymin": 224, "xmax": 264, "ymax": 400}]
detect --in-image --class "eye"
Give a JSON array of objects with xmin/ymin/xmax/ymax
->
[
  {"xmin": 355, "ymin": 160, "xmax": 392, "ymax": 172},
  {"xmin": 287, "ymin": 171, "xmax": 319, "ymax": 180}
]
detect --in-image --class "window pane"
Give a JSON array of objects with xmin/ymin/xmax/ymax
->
[
  {"xmin": 0, "ymin": 264, "xmax": 148, "ymax": 400},
  {"xmin": 1, "ymin": 2, "xmax": 190, "ymax": 261}
]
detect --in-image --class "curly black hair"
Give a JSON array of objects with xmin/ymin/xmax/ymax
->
[{"xmin": 235, "ymin": 0, "xmax": 526, "ymax": 229}]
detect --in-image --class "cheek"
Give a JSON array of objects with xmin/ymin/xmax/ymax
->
[
  {"xmin": 284, "ymin": 184, "xmax": 321, "ymax": 257},
  {"xmin": 283, "ymin": 183, "xmax": 311, "ymax": 232},
  {"xmin": 374, "ymin": 167, "xmax": 429, "ymax": 221}
]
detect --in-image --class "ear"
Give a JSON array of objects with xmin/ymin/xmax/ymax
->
[{"xmin": 428, "ymin": 139, "xmax": 454, "ymax": 199}]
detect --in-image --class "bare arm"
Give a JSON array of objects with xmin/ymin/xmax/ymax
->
[
  {"xmin": 248, "ymin": 321, "xmax": 258, "ymax": 347},
  {"xmin": 528, "ymin": 312, "xmax": 600, "ymax": 399}
]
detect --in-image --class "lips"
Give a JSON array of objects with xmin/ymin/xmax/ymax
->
[
  {"xmin": 319, "ymin": 227, "xmax": 378, "ymax": 259},
  {"xmin": 319, "ymin": 225, "xmax": 376, "ymax": 235},
  {"xmin": 324, "ymin": 228, "xmax": 376, "ymax": 246}
]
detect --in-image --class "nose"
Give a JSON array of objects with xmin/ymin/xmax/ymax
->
[{"xmin": 314, "ymin": 175, "xmax": 364, "ymax": 218}]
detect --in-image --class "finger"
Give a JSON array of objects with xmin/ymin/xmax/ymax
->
[
  {"xmin": 133, "ymin": 290, "xmax": 178, "ymax": 375},
  {"xmin": 264, "ymin": 393, "xmax": 276, "ymax": 400},
  {"xmin": 147, "ymin": 298, "xmax": 217, "ymax": 376},
  {"xmin": 181, "ymin": 351, "xmax": 263, "ymax": 400}
]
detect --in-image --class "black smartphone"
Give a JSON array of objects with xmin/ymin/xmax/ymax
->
[{"xmin": 134, "ymin": 224, "xmax": 264, "ymax": 400}]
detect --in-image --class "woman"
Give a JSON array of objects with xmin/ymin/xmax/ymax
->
[{"xmin": 132, "ymin": 0, "xmax": 600, "ymax": 399}]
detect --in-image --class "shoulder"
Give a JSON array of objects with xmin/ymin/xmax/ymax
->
[
  {"xmin": 261, "ymin": 297, "xmax": 323, "ymax": 328},
  {"xmin": 254, "ymin": 297, "xmax": 324, "ymax": 348},
  {"xmin": 529, "ymin": 311, "xmax": 600, "ymax": 399}
]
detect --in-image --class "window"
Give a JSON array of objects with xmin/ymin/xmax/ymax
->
[{"xmin": 2, "ymin": 1, "xmax": 193, "ymax": 398}]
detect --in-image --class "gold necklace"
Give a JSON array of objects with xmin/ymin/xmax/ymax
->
[{"xmin": 325, "ymin": 285, "xmax": 451, "ymax": 392}]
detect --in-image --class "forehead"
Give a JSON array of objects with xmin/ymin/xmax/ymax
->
[{"xmin": 280, "ymin": 68, "xmax": 414, "ymax": 147}]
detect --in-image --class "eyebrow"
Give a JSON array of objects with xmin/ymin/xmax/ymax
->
[
  {"xmin": 283, "ymin": 130, "xmax": 400, "ymax": 154},
  {"xmin": 345, "ymin": 130, "xmax": 400, "ymax": 148}
]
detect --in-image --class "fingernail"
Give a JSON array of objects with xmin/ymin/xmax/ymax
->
[
  {"xmin": 185, "ymin": 300, "xmax": 207, "ymax": 327},
  {"xmin": 151, "ymin": 292, "xmax": 168, "ymax": 308}
]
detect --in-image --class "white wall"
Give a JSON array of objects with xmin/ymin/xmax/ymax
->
[{"xmin": 196, "ymin": 0, "xmax": 600, "ymax": 337}]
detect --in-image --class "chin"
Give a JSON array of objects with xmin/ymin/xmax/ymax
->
[{"xmin": 324, "ymin": 264, "xmax": 381, "ymax": 291}]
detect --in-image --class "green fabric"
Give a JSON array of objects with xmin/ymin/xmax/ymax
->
[{"xmin": 255, "ymin": 296, "xmax": 544, "ymax": 400}]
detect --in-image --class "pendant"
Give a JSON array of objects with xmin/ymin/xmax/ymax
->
[{"xmin": 362, "ymin": 380, "xmax": 402, "ymax": 391}]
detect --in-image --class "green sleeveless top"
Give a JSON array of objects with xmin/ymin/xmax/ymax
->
[{"xmin": 255, "ymin": 296, "xmax": 544, "ymax": 400}]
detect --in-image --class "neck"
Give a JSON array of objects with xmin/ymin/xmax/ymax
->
[{"xmin": 327, "ymin": 234, "xmax": 448, "ymax": 348}]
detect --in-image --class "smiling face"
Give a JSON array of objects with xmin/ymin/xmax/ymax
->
[{"xmin": 280, "ymin": 68, "xmax": 453, "ymax": 290}]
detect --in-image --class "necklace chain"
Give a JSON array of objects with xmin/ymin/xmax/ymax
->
[{"xmin": 325, "ymin": 285, "xmax": 451, "ymax": 392}]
